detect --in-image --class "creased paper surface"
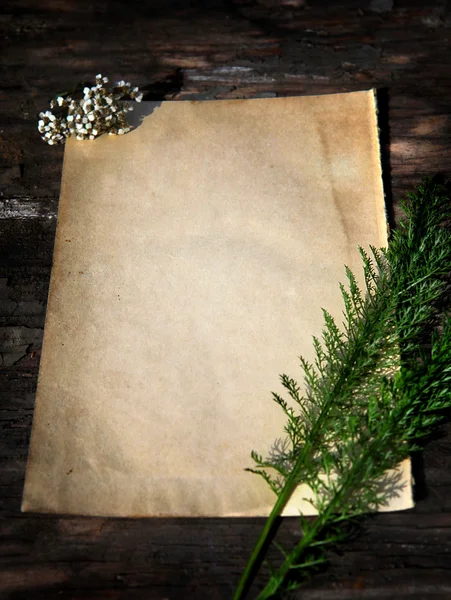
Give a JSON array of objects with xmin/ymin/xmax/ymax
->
[{"xmin": 22, "ymin": 91, "xmax": 413, "ymax": 517}]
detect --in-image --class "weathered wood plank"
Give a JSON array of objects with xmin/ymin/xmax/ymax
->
[
  {"xmin": 1, "ymin": 0, "xmax": 451, "ymax": 598},
  {"xmin": 0, "ymin": 197, "xmax": 58, "ymax": 220}
]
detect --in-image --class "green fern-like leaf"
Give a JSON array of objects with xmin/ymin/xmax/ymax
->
[{"xmin": 233, "ymin": 179, "xmax": 451, "ymax": 600}]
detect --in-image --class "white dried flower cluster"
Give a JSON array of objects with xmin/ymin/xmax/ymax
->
[{"xmin": 38, "ymin": 74, "xmax": 144, "ymax": 145}]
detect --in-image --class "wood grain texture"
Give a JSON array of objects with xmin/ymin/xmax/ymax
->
[{"xmin": 1, "ymin": 0, "xmax": 451, "ymax": 598}]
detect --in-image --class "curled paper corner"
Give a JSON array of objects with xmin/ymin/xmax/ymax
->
[{"xmin": 127, "ymin": 101, "xmax": 163, "ymax": 130}]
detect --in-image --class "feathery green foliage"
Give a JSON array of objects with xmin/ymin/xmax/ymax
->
[{"xmin": 233, "ymin": 179, "xmax": 451, "ymax": 600}]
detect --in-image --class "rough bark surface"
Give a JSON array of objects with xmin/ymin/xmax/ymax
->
[{"xmin": 1, "ymin": 1, "xmax": 451, "ymax": 598}]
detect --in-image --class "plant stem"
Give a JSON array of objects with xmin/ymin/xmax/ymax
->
[
  {"xmin": 232, "ymin": 470, "xmax": 299, "ymax": 600},
  {"xmin": 255, "ymin": 445, "xmax": 380, "ymax": 600},
  {"xmin": 255, "ymin": 519, "xmax": 323, "ymax": 600},
  {"xmin": 233, "ymin": 360, "xmax": 364, "ymax": 599}
]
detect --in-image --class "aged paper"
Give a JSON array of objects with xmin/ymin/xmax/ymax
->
[{"xmin": 22, "ymin": 91, "xmax": 413, "ymax": 517}]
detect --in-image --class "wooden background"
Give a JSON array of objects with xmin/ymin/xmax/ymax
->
[{"xmin": 1, "ymin": 1, "xmax": 451, "ymax": 598}]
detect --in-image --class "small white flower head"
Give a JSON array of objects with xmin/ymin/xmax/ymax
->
[{"xmin": 39, "ymin": 74, "xmax": 143, "ymax": 144}]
